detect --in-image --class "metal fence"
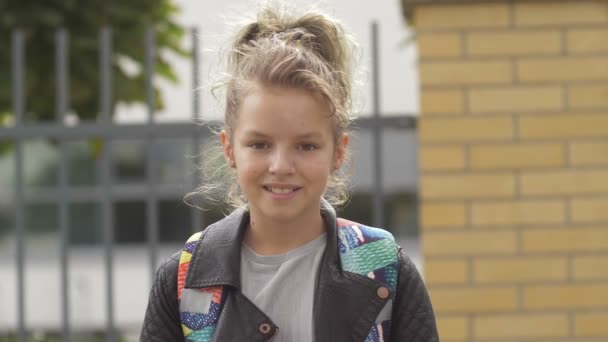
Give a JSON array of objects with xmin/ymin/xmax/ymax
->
[{"xmin": 0, "ymin": 23, "xmax": 416, "ymax": 341}]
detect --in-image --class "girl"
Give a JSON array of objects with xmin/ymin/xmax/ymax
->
[{"xmin": 141, "ymin": 4, "xmax": 438, "ymax": 341}]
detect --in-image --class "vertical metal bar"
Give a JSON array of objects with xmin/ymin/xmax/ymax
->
[
  {"xmin": 191, "ymin": 27, "xmax": 200, "ymax": 122},
  {"xmin": 100, "ymin": 26, "xmax": 116, "ymax": 342},
  {"xmin": 12, "ymin": 31, "xmax": 24, "ymax": 126},
  {"xmin": 190, "ymin": 140, "xmax": 203, "ymax": 233},
  {"xmin": 100, "ymin": 28, "xmax": 112, "ymax": 125},
  {"xmin": 191, "ymin": 27, "xmax": 203, "ymax": 233},
  {"xmin": 371, "ymin": 22, "xmax": 384, "ymax": 228},
  {"xmin": 145, "ymin": 27, "xmax": 156, "ymax": 126},
  {"xmin": 56, "ymin": 28, "xmax": 71, "ymax": 342},
  {"xmin": 12, "ymin": 29, "xmax": 27, "ymax": 342},
  {"xmin": 145, "ymin": 26, "xmax": 159, "ymax": 280}
]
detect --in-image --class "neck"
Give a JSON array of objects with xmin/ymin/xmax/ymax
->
[{"xmin": 244, "ymin": 208, "xmax": 325, "ymax": 256}]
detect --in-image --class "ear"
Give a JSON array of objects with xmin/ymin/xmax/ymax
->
[
  {"xmin": 334, "ymin": 133, "xmax": 349, "ymax": 170},
  {"xmin": 220, "ymin": 130, "xmax": 236, "ymax": 168}
]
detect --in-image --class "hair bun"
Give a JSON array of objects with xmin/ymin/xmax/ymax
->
[{"xmin": 232, "ymin": 6, "xmax": 353, "ymax": 72}]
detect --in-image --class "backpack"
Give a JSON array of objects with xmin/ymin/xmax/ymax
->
[{"xmin": 177, "ymin": 218, "xmax": 399, "ymax": 342}]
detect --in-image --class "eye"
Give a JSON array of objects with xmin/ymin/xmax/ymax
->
[
  {"xmin": 248, "ymin": 142, "xmax": 269, "ymax": 150},
  {"xmin": 298, "ymin": 143, "xmax": 319, "ymax": 151}
]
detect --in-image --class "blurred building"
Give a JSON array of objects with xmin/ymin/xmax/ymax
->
[
  {"xmin": 0, "ymin": 9, "xmax": 420, "ymax": 337},
  {"xmin": 0, "ymin": 128, "xmax": 419, "ymax": 336}
]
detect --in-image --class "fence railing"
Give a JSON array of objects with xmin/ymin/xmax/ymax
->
[{"xmin": 0, "ymin": 23, "xmax": 416, "ymax": 342}]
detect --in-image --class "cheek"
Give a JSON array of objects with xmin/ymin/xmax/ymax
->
[
  {"xmin": 308, "ymin": 149, "xmax": 337, "ymax": 168},
  {"xmin": 239, "ymin": 166, "xmax": 261, "ymax": 180},
  {"xmin": 234, "ymin": 153, "xmax": 266, "ymax": 178},
  {"xmin": 301, "ymin": 157, "xmax": 334, "ymax": 178},
  {"xmin": 235, "ymin": 166, "xmax": 261, "ymax": 193}
]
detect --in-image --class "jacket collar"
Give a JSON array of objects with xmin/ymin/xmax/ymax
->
[{"xmin": 184, "ymin": 200, "xmax": 341, "ymax": 289}]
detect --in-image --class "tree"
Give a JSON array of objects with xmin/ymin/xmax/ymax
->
[{"xmin": 0, "ymin": 0, "xmax": 188, "ymax": 123}]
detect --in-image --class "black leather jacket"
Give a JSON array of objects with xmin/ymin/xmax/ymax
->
[{"xmin": 140, "ymin": 205, "xmax": 439, "ymax": 341}]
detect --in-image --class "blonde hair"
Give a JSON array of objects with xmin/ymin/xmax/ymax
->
[{"xmin": 188, "ymin": 3, "xmax": 358, "ymax": 210}]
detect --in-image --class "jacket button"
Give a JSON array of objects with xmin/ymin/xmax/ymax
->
[
  {"xmin": 377, "ymin": 286, "xmax": 390, "ymax": 299},
  {"xmin": 258, "ymin": 322, "xmax": 272, "ymax": 335}
]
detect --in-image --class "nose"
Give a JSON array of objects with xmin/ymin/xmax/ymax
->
[{"xmin": 268, "ymin": 147, "xmax": 295, "ymax": 175}]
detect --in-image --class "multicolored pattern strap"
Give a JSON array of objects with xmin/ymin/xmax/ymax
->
[
  {"xmin": 337, "ymin": 218, "xmax": 399, "ymax": 342},
  {"xmin": 177, "ymin": 232, "xmax": 226, "ymax": 342}
]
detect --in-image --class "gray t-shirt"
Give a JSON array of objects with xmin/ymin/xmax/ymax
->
[{"xmin": 240, "ymin": 233, "xmax": 327, "ymax": 342}]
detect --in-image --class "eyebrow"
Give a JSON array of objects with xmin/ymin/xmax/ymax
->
[
  {"xmin": 295, "ymin": 132, "xmax": 324, "ymax": 140},
  {"xmin": 241, "ymin": 130, "xmax": 324, "ymax": 140},
  {"xmin": 241, "ymin": 130, "xmax": 269, "ymax": 138}
]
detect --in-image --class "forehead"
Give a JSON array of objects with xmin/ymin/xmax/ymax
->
[{"xmin": 235, "ymin": 85, "xmax": 334, "ymax": 137}]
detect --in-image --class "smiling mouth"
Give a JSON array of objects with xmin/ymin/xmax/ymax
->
[{"xmin": 263, "ymin": 186, "xmax": 301, "ymax": 194}]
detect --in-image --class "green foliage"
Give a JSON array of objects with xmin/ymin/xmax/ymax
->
[{"xmin": 0, "ymin": 0, "xmax": 188, "ymax": 122}]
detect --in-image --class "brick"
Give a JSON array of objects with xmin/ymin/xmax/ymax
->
[
  {"xmin": 521, "ymin": 170, "xmax": 608, "ymax": 196},
  {"xmin": 472, "ymin": 199, "xmax": 566, "ymax": 226},
  {"xmin": 469, "ymin": 86, "xmax": 563, "ymax": 114},
  {"xmin": 575, "ymin": 312, "xmax": 608, "ymax": 337},
  {"xmin": 572, "ymin": 197, "xmax": 608, "ymax": 223},
  {"xmin": 430, "ymin": 287, "xmax": 518, "ymax": 313},
  {"xmin": 419, "ymin": 116, "xmax": 513, "ymax": 143},
  {"xmin": 421, "ymin": 202, "xmax": 467, "ymax": 228},
  {"xmin": 523, "ymin": 227, "xmax": 608, "ymax": 253},
  {"xmin": 518, "ymin": 57, "xmax": 608, "ymax": 82},
  {"xmin": 422, "ymin": 173, "xmax": 515, "ymax": 200},
  {"xmin": 470, "ymin": 143, "xmax": 564, "ymax": 169},
  {"xmin": 569, "ymin": 85, "xmax": 608, "ymax": 109},
  {"xmin": 568, "ymin": 28, "xmax": 608, "ymax": 53},
  {"xmin": 425, "ymin": 259, "xmax": 468, "ymax": 285},
  {"xmin": 527, "ymin": 339, "xmax": 608, "ymax": 342},
  {"xmin": 420, "ymin": 146, "xmax": 466, "ymax": 171},
  {"xmin": 520, "ymin": 113, "xmax": 608, "ymax": 139},
  {"xmin": 425, "ymin": 231, "xmax": 518, "ymax": 256},
  {"xmin": 421, "ymin": 89, "xmax": 464, "ymax": 115},
  {"xmin": 415, "ymin": 3, "xmax": 510, "ymax": 29},
  {"xmin": 421, "ymin": 60, "xmax": 512, "ymax": 86},
  {"xmin": 418, "ymin": 33, "xmax": 462, "ymax": 58},
  {"xmin": 573, "ymin": 255, "xmax": 608, "ymax": 280},
  {"xmin": 515, "ymin": 1, "xmax": 608, "ymax": 26},
  {"xmin": 517, "ymin": 338, "xmax": 608, "ymax": 342},
  {"xmin": 436, "ymin": 315, "xmax": 469, "ymax": 340},
  {"xmin": 474, "ymin": 257, "xmax": 568, "ymax": 283},
  {"xmin": 467, "ymin": 31, "xmax": 561, "ymax": 56},
  {"xmin": 570, "ymin": 141, "xmax": 608, "ymax": 166},
  {"xmin": 524, "ymin": 284, "xmax": 608, "ymax": 310},
  {"xmin": 475, "ymin": 313, "xmax": 568, "ymax": 339}
]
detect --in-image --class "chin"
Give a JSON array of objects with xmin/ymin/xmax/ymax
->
[
  {"xmin": 262, "ymin": 207, "xmax": 302, "ymax": 222},
  {"xmin": 258, "ymin": 202, "xmax": 310, "ymax": 222}
]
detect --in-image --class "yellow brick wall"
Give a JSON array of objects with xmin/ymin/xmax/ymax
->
[{"xmin": 413, "ymin": 1, "xmax": 608, "ymax": 341}]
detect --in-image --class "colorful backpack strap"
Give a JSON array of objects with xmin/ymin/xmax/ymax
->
[
  {"xmin": 177, "ymin": 231, "xmax": 227, "ymax": 342},
  {"xmin": 336, "ymin": 218, "xmax": 400, "ymax": 342}
]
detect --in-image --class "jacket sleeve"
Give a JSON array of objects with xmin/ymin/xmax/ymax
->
[
  {"xmin": 140, "ymin": 251, "xmax": 184, "ymax": 342},
  {"xmin": 391, "ymin": 247, "xmax": 439, "ymax": 341}
]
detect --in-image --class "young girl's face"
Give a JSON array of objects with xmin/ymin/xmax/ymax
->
[{"xmin": 221, "ymin": 84, "xmax": 348, "ymax": 223}]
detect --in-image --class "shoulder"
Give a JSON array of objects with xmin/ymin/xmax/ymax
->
[
  {"xmin": 155, "ymin": 251, "xmax": 181, "ymax": 286},
  {"xmin": 336, "ymin": 218, "xmax": 396, "ymax": 240},
  {"xmin": 336, "ymin": 218, "xmax": 400, "ymax": 288},
  {"xmin": 176, "ymin": 231, "xmax": 206, "ymax": 276},
  {"xmin": 142, "ymin": 250, "xmax": 185, "ymax": 339},
  {"xmin": 390, "ymin": 245, "xmax": 439, "ymax": 340},
  {"xmin": 336, "ymin": 218, "xmax": 398, "ymax": 252},
  {"xmin": 154, "ymin": 230, "xmax": 205, "ymax": 288}
]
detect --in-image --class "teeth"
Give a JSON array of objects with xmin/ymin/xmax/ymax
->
[{"xmin": 268, "ymin": 187, "xmax": 294, "ymax": 194}]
